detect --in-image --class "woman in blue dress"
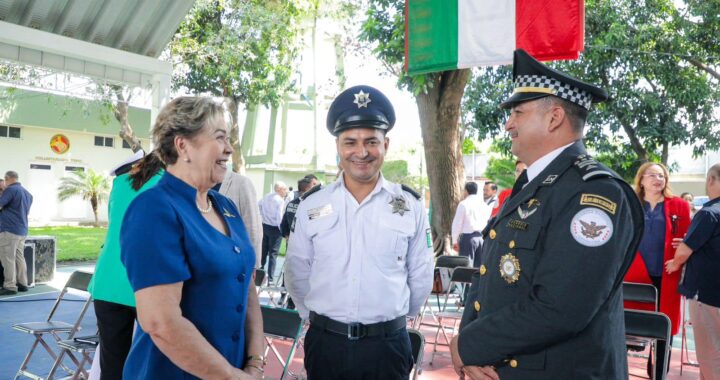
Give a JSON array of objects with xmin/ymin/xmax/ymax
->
[{"xmin": 121, "ymin": 96, "xmax": 264, "ymax": 379}]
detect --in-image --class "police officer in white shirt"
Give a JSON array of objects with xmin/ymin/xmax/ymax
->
[{"xmin": 285, "ymin": 85, "xmax": 434, "ymax": 380}]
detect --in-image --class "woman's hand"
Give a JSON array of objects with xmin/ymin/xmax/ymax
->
[
  {"xmin": 665, "ymin": 259, "xmax": 682, "ymax": 274},
  {"xmin": 242, "ymin": 366, "xmax": 263, "ymax": 380},
  {"xmin": 671, "ymin": 237, "xmax": 683, "ymax": 249}
]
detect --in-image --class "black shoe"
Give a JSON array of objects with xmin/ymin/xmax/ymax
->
[
  {"xmin": 0, "ymin": 288, "xmax": 17, "ymax": 296},
  {"xmin": 17, "ymin": 284, "xmax": 28, "ymax": 292}
]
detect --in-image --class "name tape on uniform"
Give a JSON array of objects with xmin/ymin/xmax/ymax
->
[
  {"xmin": 579, "ymin": 194, "xmax": 617, "ymax": 215},
  {"xmin": 308, "ymin": 204, "xmax": 333, "ymax": 220}
]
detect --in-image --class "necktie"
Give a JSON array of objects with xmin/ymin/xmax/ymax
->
[{"xmin": 510, "ymin": 170, "xmax": 528, "ymax": 199}]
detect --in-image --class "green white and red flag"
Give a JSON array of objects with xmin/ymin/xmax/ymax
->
[{"xmin": 404, "ymin": 0, "xmax": 585, "ymax": 75}]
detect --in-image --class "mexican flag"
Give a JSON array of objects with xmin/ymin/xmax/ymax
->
[{"xmin": 404, "ymin": 0, "xmax": 585, "ymax": 75}]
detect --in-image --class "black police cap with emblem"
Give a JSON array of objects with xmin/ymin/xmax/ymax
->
[
  {"xmin": 500, "ymin": 49, "xmax": 608, "ymax": 110},
  {"xmin": 326, "ymin": 85, "xmax": 396, "ymax": 136}
]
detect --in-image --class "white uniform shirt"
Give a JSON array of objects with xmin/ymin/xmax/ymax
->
[
  {"xmin": 258, "ymin": 191, "xmax": 284, "ymax": 227},
  {"xmin": 285, "ymin": 174, "xmax": 434, "ymax": 324},
  {"xmin": 451, "ymin": 194, "xmax": 492, "ymax": 244}
]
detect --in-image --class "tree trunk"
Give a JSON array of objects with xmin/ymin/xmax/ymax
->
[
  {"xmin": 661, "ymin": 141, "xmax": 669, "ymax": 167},
  {"xmin": 417, "ymin": 69, "xmax": 470, "ymax": 256},
  {"xmin": 226, "ymin": 96, "xmax": 246, "ymax": 174},
  {"xmin": 613, "ymin": 113, "xmax": 649, "ymax": 163},
  {"xmin": 91, "ymin": 196, "xmax": 99, "ymax": 227},
  {"xmin": 112, "ymin": 88, "xmax": 143, "ymax": 153}
]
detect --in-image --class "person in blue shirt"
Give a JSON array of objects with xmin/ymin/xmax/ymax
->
[
  {"xmin": 0, "ymin": 170, "xmax": 33, "ymax": 296},
  {"xmin": 120, "ymin": 96, "xmax": 264, "ymax": 379},
  {"xmin": 666, "ymin": 163, "xmax": 720, "ymax": 379}
]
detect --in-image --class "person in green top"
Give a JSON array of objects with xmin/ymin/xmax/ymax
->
[{"xmin": 88, "ymin": 151, "xmax": 164, "ymax": 379}]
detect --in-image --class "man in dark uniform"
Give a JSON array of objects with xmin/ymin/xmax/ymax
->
[
  {"xmin": 450, "ymin": 49, "xmax": 644, "ymax": 379},
  {"xmin": 665, "ymin": 163, "xmax": 720, "ymax": 379}
]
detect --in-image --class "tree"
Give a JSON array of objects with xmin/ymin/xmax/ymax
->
[
  {"xmin": 57, "ymin": 169, "xmax": 111, "ymax": 227},
  {"xmin": 170, "ymin": 0, "xmax": 302, "ymax": 173},
  {"xmin": 361, "ymin": 0, "xmax": 469, "ymax": 255},
  {"xmin": 463, "ymin": 0, "xmax": 720, "ymax": 180}
]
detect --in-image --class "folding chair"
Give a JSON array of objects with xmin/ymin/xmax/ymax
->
[
  {"xmin": 47, "ymin": 334, "xmax": 99, "ymax": 380},
  {"xmin": 430, "ymin": 267, "xmax": 475, "ymax": 364},
  {"xmin": 680, "ymin": 296, "xmax": 699, "ymax": 374},
  {"xmin": 622, "ymin": 282, "xmax": 658, "ymax": 354},
  {"xmin": 415, "ymin": 255, "xmax": 470, "ymax": 329},
  {"xmin": 624, "ymin": 309, "xmax": 671, "ymax": 380},
  {"xmin": 408, "ymin": 328, "xmax": 425, "ymax": 380},
  {"xmin": 12, "ymin": 271, "xmax": 94, "ymax": 380},
  {"xmin": 258, "ymin": 262, "xmax": 291, "ymax": 307},
  {"xmin": 255, "ymin": 268, "xmax": 266, "ymax": 288},
  {"xmin": 261, "ymin": 305, "xmax": 305, "ymax": 380}
]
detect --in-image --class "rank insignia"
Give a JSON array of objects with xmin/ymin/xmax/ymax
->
[
  {"xmin": 353, "ymin": 90, "xmax": 371, "ymax": 108},
  {"xmin": 222, "ymin": 208, "xmax": 236, "ymax": 218},
  {"xmin": 389, "ymin": 196, "xmax": 410, "ymax": 216},
  {"xmin": 517, "ymin": 198, "xmax": 540, "ymax": 219},
  {"xmin": 542, "ymin": 175, "xmax": 558, "ymax": 184},
  {"xmin": 499, "ymin": 253, "xmax": 521, "ymax": 284}
]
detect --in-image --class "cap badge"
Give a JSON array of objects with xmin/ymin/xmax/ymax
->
[
  {"xmin": 499, "ymin": 253, "xmax": 521, "ymax": 284},
  {"xmin": 353, "ymin": 90, "xmax": 372, "ymax": 108},
  {"xmin": 389, "ymin": 196, "xmax": 410, "ymax": 216}
]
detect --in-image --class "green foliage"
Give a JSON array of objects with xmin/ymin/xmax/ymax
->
[
  {"xmin": 463, "ymin": 0, "xmax": 720, "ymax": 171},
  {"xmin": 484, "ymin": 157, "xmax": 517, "ymax": 189},
  {"xmin": 29, "ymin": 226, "xmax": 107, "ymax": 262},
  {"xmin": 382, "ymin": 160, "xmax": 409, "ymax": 181},
  {"xmin": 57, "ymin": 169, "xmax": 111, "ymax": 226},
  {"xmin": 461, "ymin": 138, "xmax": 479, "ymax": 154},
  {"xmin": 170, "ymin": 0, "xmax": 301, "ymax": 107}
]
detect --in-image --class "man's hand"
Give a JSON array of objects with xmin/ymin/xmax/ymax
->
[
  {"xmin": 450, "ymin": 336, "xmax": 464, "ymax": 376},
  {"xmin": 453, "ymin": 243, "xmax": 460, "ymax": 252},
  {"xmin": 665, "ymin": 259, "xmax": 682, "ymax": 274},
  {"xmin": 463, "ymin": 365, "xmax": 500, "ymax": 380}
]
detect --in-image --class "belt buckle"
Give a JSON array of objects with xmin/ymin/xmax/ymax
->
[{"xmin": 347, "ymin": 323, "xmax": 362, "ymax": 340}]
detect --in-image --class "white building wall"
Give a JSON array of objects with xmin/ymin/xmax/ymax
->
[{"xmin": 0, "ymin": 125, "xmax": 150, "ymax": 225}]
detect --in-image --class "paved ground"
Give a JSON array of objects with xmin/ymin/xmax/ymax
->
[{"xmin": 0, "ymin": 262, "xmax": 702, "ymax": 379}]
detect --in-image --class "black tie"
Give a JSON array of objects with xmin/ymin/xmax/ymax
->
[{"xmin": 510, "ymin": 170, "xmax": 528, "ymax": 198}]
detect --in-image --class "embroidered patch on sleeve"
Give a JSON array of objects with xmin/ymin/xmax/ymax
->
[
  {"xmin": 570, "ymin": 208, "xmax": 614, "ymax": 247},
  {"xmin": 579, "ymin": 194, "xmax": 617, "ymax": 215},
  {"xmin": 426, "ymin": 228, "xmax": 432, "ymax": 248}
]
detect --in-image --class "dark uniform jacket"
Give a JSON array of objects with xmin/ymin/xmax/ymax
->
[{"xmin": 458, "ymin": 141, "xmax": 643, "ymax": 379}]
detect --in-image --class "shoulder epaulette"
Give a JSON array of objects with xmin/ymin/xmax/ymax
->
[
  {"xmin": 573, "ymin": 154, "xmax": 615, "ymax": 181},
  {"xmin": 301, "ymin": 184, "xmax": 322, "ymax": 200},
  {"xmin": 401, "ymin": 184, "xmax": 421, "ymax": 200}
]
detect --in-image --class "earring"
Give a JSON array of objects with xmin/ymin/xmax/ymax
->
[{"xmin": 184, "ymin": 157, "xmax": 191, "ymax": 163}]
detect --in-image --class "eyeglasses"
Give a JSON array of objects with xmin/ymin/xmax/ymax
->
[{"xmin": 642, "ymin": 173, "xmax": 666, "ymax": 180}]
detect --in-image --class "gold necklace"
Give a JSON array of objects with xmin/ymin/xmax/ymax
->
[{"xmin": 196, "ymin": 199, "xmax": 213, "ymax": 213}]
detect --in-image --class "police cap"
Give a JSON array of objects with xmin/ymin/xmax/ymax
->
[
  {"xmin": 501, "ymin": 49, "xmax": 608, "ymax": 110},
  {"xmin": 326, "ymin": 85, "xmax": 396, "ymax": 136}
]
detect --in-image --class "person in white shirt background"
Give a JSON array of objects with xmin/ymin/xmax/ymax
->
[
  {"xmin": 452, "ymin": 181, "xmax": 492, "ymax": 267},
  {"xmin": 285, "ymin": 84, "xmax": 433, "ymax": 380},
  {"xmin": 258, "ymin": 181, "xmax": 287, "ymax": 283}
]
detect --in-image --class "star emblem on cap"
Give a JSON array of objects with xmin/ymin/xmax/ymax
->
[{"xmin": 353, "ymin": 90, "xmax": 371, "ymax": 108}]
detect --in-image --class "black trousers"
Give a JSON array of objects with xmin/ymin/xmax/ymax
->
[
  {"xmin": 261, "ymin": 224, "xmax": 283, "ymax": 281},
  {"xmin": 458, "ymin": 231, "xmax": 483, "ymax": 267},
  {"xmin": 303, "ymin": 325, "xmax": 413, "ymax": 380},
  {"xmin": 94, "ymin": 299, "xmax": 137, "ymax": 380}
]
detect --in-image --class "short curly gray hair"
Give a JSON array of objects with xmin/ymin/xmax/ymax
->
[{"xmin": 152, "ymin": 96, "xmax": 226, "ymax": 165}]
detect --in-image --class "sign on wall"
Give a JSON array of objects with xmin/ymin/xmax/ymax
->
[{"xmin": 50, "ymin": 134, "xmax": 70, "ymax": 154}]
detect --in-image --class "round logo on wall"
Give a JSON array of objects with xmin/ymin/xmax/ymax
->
[{"xmin": 50, "ymin": 134, "xmax": 70, "ymax": 154}]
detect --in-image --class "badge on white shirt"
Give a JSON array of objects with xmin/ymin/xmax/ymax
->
[{"xmin": 308, "ymin": 204, "xmax": 333, "ymax": 220}]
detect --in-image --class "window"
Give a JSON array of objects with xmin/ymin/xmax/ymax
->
[
  {"xmin": 0, "ymin": 125, "xmax": 21, "ymax": 138},
  {"xmin": 30, "ymin": 164, "xmax": 51, "ymax": 170},
  {"xmin": 65, "ymin": 166, "xmax": 84, "ymax": 172},
  {"xmin": 94, "ymin": 136, "xmax": 114, "ymax": 147},
  {"xmin": 122, "ymin": 139, "xmax": 131, "ymax": 149}
]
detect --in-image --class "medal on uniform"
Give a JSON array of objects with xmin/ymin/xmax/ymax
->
[
  {"xmin": 499, "ymin": 253, "xmax": 521, "ymax": 284},
  {"xmin": 389, "ymin": 196, "xmax": 410, "ymax": 216},
  {"xmin": 517, "ymin": 198, "xmax": 540, "ymax": 219}
]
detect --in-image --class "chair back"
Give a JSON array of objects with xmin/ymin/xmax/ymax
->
[
  {"xmin": 65, "ymin": 271, "xmax": 92, "ymax": 292},
  {"xmin": 255, "ymin": 269, "xmax": 266, "ymax": 287},
  {"xmin": 261, "ymin": 305, "xmax": 303, "ymax": 339},
  {"xmin": 623, "ymin": 282, "xmax": 658, "ymax": 311},
  {"xmin": 450, "ymin": 267, "xmax": 476, "ymax": 283},
  {"xmin": 408, "ymin": 328, "xmax": 425, "ymax": 380},
  {"xmin": 625, "ymin": 309, "xmax": 671, "ymax": 380},
  {"xmin": 436, "ymin": 255, "xmax": 470, "ymax": 269}
]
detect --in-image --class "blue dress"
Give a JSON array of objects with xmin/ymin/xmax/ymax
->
[{"xmin": 120, "ymin": 172, "xmax": 256, "ymax": 379}]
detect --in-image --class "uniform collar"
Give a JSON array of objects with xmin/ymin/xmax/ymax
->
[
  {"xmin": 336, "ymin": 171, "xmax": 395, "ymax": 196},
  {"xmin": 526, "ymin": 142, "xmax": 574, "ymax": 183}
]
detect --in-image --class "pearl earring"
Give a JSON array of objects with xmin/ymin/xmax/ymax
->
[{"xmin": 184, "ymin": 157, "xmax": 190, "ymax": 163}]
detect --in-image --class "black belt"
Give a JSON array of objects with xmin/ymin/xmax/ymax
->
[{"xmin": 309, "ymin": 312, "xmax": 406, "ymax": 340}]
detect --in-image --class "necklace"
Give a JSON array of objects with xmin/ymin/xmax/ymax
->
[{"xmin": 196, "ymin": 198, "xmax": 213, "ymax": 214}]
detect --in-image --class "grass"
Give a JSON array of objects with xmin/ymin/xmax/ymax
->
[{"xmin": 29, "ymin": 226, "xmax": 107, "ymax": 262}]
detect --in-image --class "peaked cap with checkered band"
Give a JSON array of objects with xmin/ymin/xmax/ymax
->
[{"xmin": 500, "ymin": 49, "xmax": 608, "ymax": 110}]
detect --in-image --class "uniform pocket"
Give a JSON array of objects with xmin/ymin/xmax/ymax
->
[
  {"xmin": 308, "ymin": 213, "xmax": 340, "ymax": 259},
  {"xmin": 373, "ymin": 219, "xmax": 415, "ymax": 275}
]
